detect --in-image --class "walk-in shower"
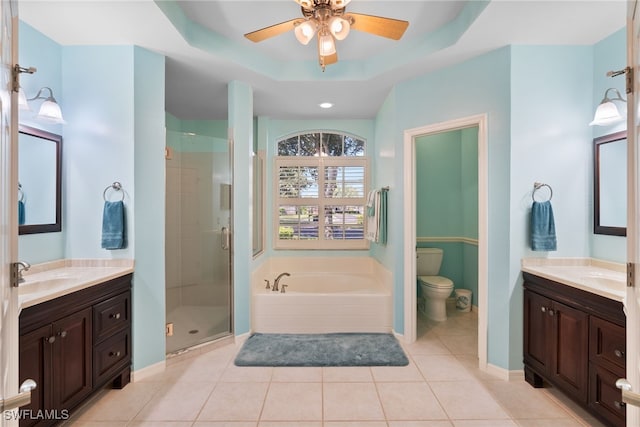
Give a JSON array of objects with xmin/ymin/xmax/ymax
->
[{"xmin": 165, "ymin": 130, "xmax": 232, "ymax": 353}]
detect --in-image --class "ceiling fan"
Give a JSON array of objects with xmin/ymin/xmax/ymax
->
[{"xmin": 244, "ymin": 0, "xmax": 409, "ymax": 71}]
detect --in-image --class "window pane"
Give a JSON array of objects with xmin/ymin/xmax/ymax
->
[
  {"xmin": 322, "ymin": 133, "xmax": 343, "ymax": 156},
  {"xmin": 279, "ymin": 166, "xmax": 318, "ymax": 198},
  {"xmin": 324, "ymin": 206, "xmax": 364, "ymax": 240},
  {"xmin": 324, "ymin": 166, "xmax": 364, "ymax": 198},
  {"xmin": 278, "ymin": 136, "xmax": 299, "ymax": 156},
  {"xmin": 300, "ymin": 133, "xmax": 320, "ymax": 156},
  {"xmin": 344, "ymin": 136, "xmax": 365, "ymax": 156},
  {"xmin": 278, "ymin": 205, "xmax": 319, "ymax": 240}
]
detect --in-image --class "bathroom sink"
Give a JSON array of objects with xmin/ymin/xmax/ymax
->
[
  {"xmin": 579, "ymin": 273, "xmax": 625, "ymax": 291},
  {"xmin": 19, "ymin": 278, "xmax": 70, "ymax": 294}
]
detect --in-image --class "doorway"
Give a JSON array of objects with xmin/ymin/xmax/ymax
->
[
  {"xmin": 165, "ymin": 130, "xmax": 233, "ymax": 354},
  {"xmin": 403, "ymin": 114, "xmax": 489, "ymax": 371}
]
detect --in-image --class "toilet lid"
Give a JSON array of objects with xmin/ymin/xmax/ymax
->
[{"xmin": 418, "ymin": 275, "xmax": 453, "ymax": 289}]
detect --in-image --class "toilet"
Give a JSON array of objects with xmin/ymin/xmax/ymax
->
[{"xmin": 417, "ymin": 247, "xmax": 454, "ymax": 322}]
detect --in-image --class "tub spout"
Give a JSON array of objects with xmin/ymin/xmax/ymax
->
[{"xmin": 273, "ymin": 272, "xmax": 290, "ymax": 292}]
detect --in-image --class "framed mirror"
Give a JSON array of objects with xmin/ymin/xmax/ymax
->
[
  {"xmin": 18, "ymin": 124, "xmax": 62, "ymax": 234},
  {"xmin": 594, "ymin": 130, "xmax": 626, "ymax": 236}
]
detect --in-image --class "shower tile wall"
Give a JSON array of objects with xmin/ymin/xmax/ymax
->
[{"xmin": 166, "ymin": 148, "xmax": 230, "ymax": 315}]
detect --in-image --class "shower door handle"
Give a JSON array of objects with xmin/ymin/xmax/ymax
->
[{"xmin": 221, "ymin": 227, "xmax": 230, "ymax": 250}]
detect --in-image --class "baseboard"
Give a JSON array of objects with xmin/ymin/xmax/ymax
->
[
  {"xmin": 235, "ymin": 331, "xmax": 250, "ymax": 346},
  {"xmin": 131, "ymin": 360, "xmax": 165, "ymax": 382},
  {"xmin": 483, "ymin": 362, "xmax": 525, "ymax": 381}
]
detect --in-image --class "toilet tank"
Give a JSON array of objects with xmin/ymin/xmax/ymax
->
[{"xmin": 416, "ymin": 247, "xmax": 443, "ymax": 276}]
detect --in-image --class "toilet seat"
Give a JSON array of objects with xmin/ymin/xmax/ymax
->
[{"xmin": 418, "ymin": 275, "xmax": 453, "ymax": 289}]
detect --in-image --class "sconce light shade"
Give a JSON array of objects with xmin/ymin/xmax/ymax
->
[
  {"xmin": 295, "ymin": 20, "xmax": 316, "ymax": 45},
  {"xmin": 590, "ymin": 87, "xmax": 625, "ymax": 126},
  {"xmin": 27, "ymin": 87, "xmax": 66, "ymax": 124}
]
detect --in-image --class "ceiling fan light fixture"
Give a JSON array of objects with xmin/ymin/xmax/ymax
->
[
  {"xmin": 332, "ymin": 0, "xmax": 352, "ymax": 7},
  {"xmin": 295, "ymin": 20, "xmax": 317, "ymax": 45},
  {"xmin": 295, "ymin": 0, "xmax": 313, "ymax": 9},
  {"xmin": 318, "ymin": 32, "xmax": 336, "ymax": 56},
  {"xmin": 329, "ymin": 16, "xmax": 350, "ymax": 40}
]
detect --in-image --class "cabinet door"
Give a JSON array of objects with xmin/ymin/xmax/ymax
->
[
  {"xmin": 19, "ymin": 325, "xmax": 53, "ymax": 427},
  {"xmin": 523, "ymin": 290, "xmax": 552, "ymax": 375},
  {"xmin": 551, "ymin": 301, "xmax": 589, "ymax": 402},
  {"xmin": 51, "ymin": 307, "xmax": 93, "ymax": 411}
]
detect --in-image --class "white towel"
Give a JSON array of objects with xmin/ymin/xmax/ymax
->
[{"xmin": 365, "ymin": 190, "xmax": 380, "ymax": 242}]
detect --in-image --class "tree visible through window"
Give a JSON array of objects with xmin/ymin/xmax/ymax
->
[{"xmin": 275, "ymin": 131, "xmax": 368, "ymax": 250}]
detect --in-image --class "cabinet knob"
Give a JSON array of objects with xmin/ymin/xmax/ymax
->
[
  {"xmin": 109, "ymin": 313, "xmax": 121, "ymax": 320},
  {"xmin": 548, "ymin": 310, "xmax": 555, "ymax": 316},
  {"xmin": 541, "ymin": 307, "xmax": 547, "ymax": 313},
  {"xmin": 109, "ymin": 351, "xmax": 121, "ymax": 358},
  {"xmin": 58, "ymin": 331, "xmax": 67, "ymax": 338},
  {"xmin": 614, "ymin": 400, "xmax": 626, "ymax": 409},
  {"xmin": 46, "ymin": 336, "xmax": 56, "ymax": 344},
  {"xmin": 615, "ymin": 349, "xmax": 625, "ymax": 358}
]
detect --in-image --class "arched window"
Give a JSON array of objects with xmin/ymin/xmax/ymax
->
[{"xmin": 275, "ymin": 131, "xmax": 368, "ymax": 249}]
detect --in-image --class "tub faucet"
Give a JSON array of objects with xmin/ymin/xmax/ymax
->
[{"xmin": 273, "ymin": 272, "xmax": 290, "ymax": 292}]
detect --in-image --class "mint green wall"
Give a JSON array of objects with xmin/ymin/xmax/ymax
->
[
  {"xmin": 166, "ymin": 112, "xmax": 228, "ymax": 139},
  {"xmin": 132, "ymin": 47, "xmax": 167, "ymax": 370},
  {"xmin": 591, "ymin": 28, "xmax": 626, "ymax": 262},
  {"xmin": 229, "ymin": 81, "xmax": 253, "ymax": 335},
  {"xmin": 18, "ymin": 22, "xmax": 65, "ymax": 263},
  {"xmin": 373, "ymin": 47, "xmax": 512, "ymax": 367},
  {"xmin": 415, "ymin": 128, "xmax": 479, "ymax": 305},
  {"xmin": 509, "ymin": 45, "xmax": 594, "ymax": 368}
]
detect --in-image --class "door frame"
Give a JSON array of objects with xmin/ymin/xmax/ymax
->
[{"xmin": 403, "ymin": 113, "xmax": 488, "ymax": 370}]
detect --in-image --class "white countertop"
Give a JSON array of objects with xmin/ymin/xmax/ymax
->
[
  {"xmin": 18, "ymin": 259, "xmax": 134, "ymax": 310},
  {"xmin": 521, "ymin": 258, "xmax": 626, "ymax": 302}
]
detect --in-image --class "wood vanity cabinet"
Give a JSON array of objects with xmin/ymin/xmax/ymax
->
[
  {"xmin": 18, "ymin": 274, "xmax": 132, "ymax": 427},
  {"xmin": 523, "ymin": 272, "xmax": 626, "ymax": 427}
]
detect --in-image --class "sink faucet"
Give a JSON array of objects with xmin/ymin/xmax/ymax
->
[
  {"xmin": 273, "ymin": 272, "xmax": 290, "ymax": 292},
  {"xmin": 16, "ymin": 261, "xmax": 31, "ymax": 284}
]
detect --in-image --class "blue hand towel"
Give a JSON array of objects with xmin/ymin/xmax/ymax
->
[
  {"xmin": 101, "ymin": 200, "xmax": 126, "ymax": 250},
  {"xmin": 531, "ymin": 201, "xmax": 557, "ymax": 251},
  {"xmin": 18, "ymin": 200, "xmax": 25, "ymax": 225}
]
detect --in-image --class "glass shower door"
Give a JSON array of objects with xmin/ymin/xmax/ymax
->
[{"xmin": 165, "ymin": 130, "xmax": 232, "ymax": 353}]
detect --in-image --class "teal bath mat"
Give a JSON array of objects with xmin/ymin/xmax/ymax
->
[{"xmin": 234, "ymin": 333, "xmax": 409, "ymax": 367}]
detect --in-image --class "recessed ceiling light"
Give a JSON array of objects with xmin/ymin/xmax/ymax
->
[{"xmin": 319, "ymin": 102, "xmax": 333, "ymax": 109}]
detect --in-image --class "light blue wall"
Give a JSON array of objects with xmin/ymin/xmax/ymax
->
[
  {"xmin": 229, "ymin": 81, "xmax": 253, "ymax": 336},
  {"xmin": 373, "ymin": 46, "xmax": 513, "ymax": 367},
  {"xmin": 20, "ymin": 21, "xmax": 167, "ymax": 371},
  {"xmin": 132, "ymin": 47, "xmax": 167, "ymax": 370},
  {"xmin": 591, "ymin": 28, "xmax": 627, "ymax": 262},
  {"xmin": 18, "ymin": 22, "xmax": 65, "ymax": 263},
  {"xmin": 166, "ymin": 112, "xmax": 228, "ymax": 139},
  {"xmin": 510, "ymin": 45, "xmax": 594, "ymax": 368}
]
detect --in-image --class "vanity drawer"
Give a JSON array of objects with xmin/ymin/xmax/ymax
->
[
  {"xmin": 93, "ymin": 329, "xmax": 130, "ymax": 386},
  {"xmin": 93, "ymin": 292, "xmax": 130, "ymax": 342},
  {"xmin": 588, "ymin": 363, "xmax": 626, "ymax": 427},
  {"xmin": 589, "ymin": 316, "xmax": 625, "ymax": 371}
]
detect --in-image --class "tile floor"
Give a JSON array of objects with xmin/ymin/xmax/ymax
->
[{"xmin": 66, "ymin": 303, "xmax": 607, "ymax": 427}]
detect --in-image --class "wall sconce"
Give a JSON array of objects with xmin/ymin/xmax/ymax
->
[
  {"xmin": 590, "ymin": 67, "xmax": 632, "ymax": 127},
  {"xmin": 589, "ymin": 87, "xmax": 626, "ymax": 126},
  {"xmin": 20, "ymin": 87, "xmax": 66, "ymax": 124}
]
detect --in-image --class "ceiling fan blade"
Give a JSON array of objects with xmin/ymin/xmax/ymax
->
[
  {"xmin": 245, "ymin": 18, "xmax": 303, "ymax": 43},
  {"xmin": 346, "ymin": 13, "xmax": 409, "ymax": 40}
]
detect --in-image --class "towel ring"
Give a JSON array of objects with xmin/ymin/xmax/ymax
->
[
  {"xmin": 532, "ymin": 182, "xmax": 552, "ymax": 202},
  {"xmin": 103, "ymin": 182, "xmax": 125, "ymax": 202},
  {"xmin": 18, "ymin": 183, "xmax": 24, "ymax": 202}
]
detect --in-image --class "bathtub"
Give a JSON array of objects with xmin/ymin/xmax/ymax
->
[{"xmin": 251, "ymin": 257, "xmax": 393, "ymax": 334}]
